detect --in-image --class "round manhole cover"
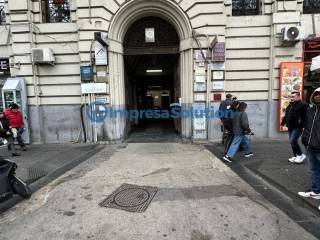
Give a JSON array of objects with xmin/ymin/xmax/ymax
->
[{"xmin": 113, "ymin": 188, "xmax": 150, "ymax": 208}]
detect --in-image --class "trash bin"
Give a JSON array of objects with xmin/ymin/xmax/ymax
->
[{"xmin": 0, "ymin": 159, "xmax": 17, "ymax": 202}]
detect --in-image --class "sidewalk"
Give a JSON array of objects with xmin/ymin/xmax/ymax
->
[
  {"xmin": 0, "ymin": 143, "xmax": 318, "ymax": 240},
  {"xmin": 205, "ymin": 139, "xmax": 320, "ymax": 213},
  {"xmin": 0, "ymin": 142, "xmax": 104, "ymax": 212}
]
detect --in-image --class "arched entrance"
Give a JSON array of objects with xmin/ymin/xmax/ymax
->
[{"xmin": 106, "ymin": 0, "xmax": 193, "ymax": 141}]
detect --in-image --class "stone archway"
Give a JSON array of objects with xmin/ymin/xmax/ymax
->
[{"xmin": 106, "ymin": 0, "xmax": 193, "ymax": 141}]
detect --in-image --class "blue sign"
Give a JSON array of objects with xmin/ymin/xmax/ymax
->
[{"xmin": 80, "ymin": 66, "xmax": 93, "ymax": 82}]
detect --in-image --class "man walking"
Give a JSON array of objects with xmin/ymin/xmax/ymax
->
[
  {"xmin": 219, "ymin": 94, "xmax": 235, "ymax": 145},
  {"xmin": 299, "ymin": 88, "xmax": 320, "ymax": 199},
  {"xmin": 281, "ymin": 92, "xmax": 308, "ymax": 164},
  {"xmin": 223, "ymin": 102, "xmax": 253, "ymax": 162}
]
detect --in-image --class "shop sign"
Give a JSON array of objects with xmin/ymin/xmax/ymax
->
[
  {"xmin": 278, "ymin": 62, "xmax": 304, "ymax": 132},
  {"xmin": 212, "ymin": 43, "xmax": 225, "ymax": 62},
  {"xmin": 0, "ymin": 58, "xmax": 10, "ymax": 76}
]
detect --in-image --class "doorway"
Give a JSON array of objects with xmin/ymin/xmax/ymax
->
[{"xmin": 123, "ymin": 17, "xmax": 181, "ymax": 141}]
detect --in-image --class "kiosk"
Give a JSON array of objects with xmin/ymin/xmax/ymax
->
[{"xmin": 1, "ymin": 78, "xmax": 30, "ymax": 143}]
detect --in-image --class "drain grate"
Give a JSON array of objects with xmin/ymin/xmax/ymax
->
[
  {"xmin": 26, "ymin": 167, "xmax": 47, "ymax": 184},
  {"xmin": 99, "ymin": 184, "xmax": 158, "ymax": 212}
]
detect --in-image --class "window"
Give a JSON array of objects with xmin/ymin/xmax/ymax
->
[
  {"xmin": 0, "ymin": 0, "xmax": 5, "ymax": 25},
  {"xmin": 303, "ymin": 0, "xmax": 320, "ymax": 14},
  {"xmin": 41, "ymin": 0, "xmax": 71, "ymax": 23},
  {"xmin": 232, "ymin": 0, "xmax": 259, "ymax": 16}
]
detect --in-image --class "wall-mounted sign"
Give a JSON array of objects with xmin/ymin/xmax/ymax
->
[
  {"xmin": 195, "ymin": 75, "xmax": 206, "ymax": 83},
  {"xmin": 211, "ymin": 62, "xmax": 225, "ymax": 71},
  {"xmin": 212, "ymin": 71, "xmax": 224, "ymax": 80},
  {"xmin": 194, "ymin": 82, "xmax": 206, "ymax": 92},
  {"xmin": 194, "ymin": 50, "xmax": 206, "ymax": 62},
  {"xmin": 80, "ymin": 66, "xmax": 93, "ymax": 82},
  {"xmin": 0, "ymin": 58, "xmax": 10, "ymax": 76},
  {"xmin": 95, "ymin": 44, "xmax": 108, "ymax": 66},
  {"xmin": 194, "ymin": 93, "xmax": 206, "ymax": 101},
  {"xmin": 212, "ymin": 42, "xmax": 225, "ymax": 62},
  {"xmin": 145, "ymin": 28, "xmax": 155, "ymax": 43},
  {"xmin": 81, "ymin": 83, "xmax": 107, "ymax": 94},
  {"xmin": 193, "ymin": 103, "xmax": 206, "ymax": 131},
  {"xmin": 212, "ymin": 81, "xmax": 224, "ymax": 90},
  {"xmin": 278, "ymin": 62, "xmax": 304, "ymax": 132}
]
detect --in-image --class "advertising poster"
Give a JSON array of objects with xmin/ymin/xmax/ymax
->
[{"xmin": 279, "ymin": 62, "xmax": 304, "ymax": 132}]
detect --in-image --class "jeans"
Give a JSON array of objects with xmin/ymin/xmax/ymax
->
[
  {"xmin": 306, "ymin": 149, "xmax": 320, "ymax": 194},
  {"xmin": 226, "ymin": 135, "xmax": 251, "ymax": 158},
  {"xmin": 288, "ymin": 129, "xmax": 302, "ymax": 156}
]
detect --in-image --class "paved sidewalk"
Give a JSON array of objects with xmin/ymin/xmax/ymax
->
[
  {"xmin": 0, "ymin": 143, "xmax": 104, "ymax": 212},
  {"xmin": 205, "ymin": 139, "xmax": 320, "ymax": 212},
  {"xmin": 0, "ymin": 143, "xmax": 317, "ymax": 240}
]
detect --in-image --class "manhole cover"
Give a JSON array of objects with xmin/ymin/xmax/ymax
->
[{"xmin": 99, "ymin": 184, "xmax": 158, "ymax": 212}]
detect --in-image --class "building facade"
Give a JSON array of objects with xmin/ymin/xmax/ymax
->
[{"xmin": 0, "ymin": 0, "xmax": 319, "ymax": 143}]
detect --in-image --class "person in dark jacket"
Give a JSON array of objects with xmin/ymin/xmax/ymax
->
[
  {"xmin": 223, "ymin": 100, "xmax": 240, "ymax": 154},
  {"xmin": 0, "ymin": 112, "xmax": 20, "ymax": 156},
  {"xmin": 219, "ymin": 94, "xmax": 236, "ymax": 145},
  {"xmin": 298, "ymin": 88, "xmax": 320, "ymax": 199},
  {"xmin": 281, "ymin": 92, "xmax": 308, "ymax": 164},
  {"xmin": 223, "ymin": 102, "xmax": 253, "ymax": 162},
  {"xmin": 5, "ymin": 103, "xmax": 26, "ymax": 151}
]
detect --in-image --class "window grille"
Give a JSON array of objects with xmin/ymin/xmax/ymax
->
[
  {"xmin": 0, "ymin": 0, "xmax": 5, "ymax": 25},
  {"xmin": 303, "ymin": 0, "xmax": 320, "ymax": 14},
  {"xmin": 232, "ymin": 0, "xmax": 259, "ymax": 16},
  {"xmin": 42, "ymin": 0, "xmax": 71, "ymax": 23}
]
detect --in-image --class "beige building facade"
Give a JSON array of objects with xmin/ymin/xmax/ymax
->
[{"xmin": 0, "ymin": 0, "xmax": 319, "ymax": 143}]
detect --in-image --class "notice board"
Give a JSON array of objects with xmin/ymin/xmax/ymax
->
[{"xmin": 278, "ymin": 62, "xmax": 304, "ymax": 132}]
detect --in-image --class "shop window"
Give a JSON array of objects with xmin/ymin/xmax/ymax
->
[
  {"xmin": 303, "ymin": 38, "xmax": 320, "ymax": 97},
  {"xmin": 41, "ymin": 0, "xmax": 71, "ymax": 23},
  {"xmin": 303, "ymin": 0, "xmax": 320, "ymax": 14},
  {"xmin": 232, "ymin": 0, "xmax": 260, "ymax": 16},
  {"xmin": 0, "ymin": 0, "xmax": 5, "ymax": 25}
]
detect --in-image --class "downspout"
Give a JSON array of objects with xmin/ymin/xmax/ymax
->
[{"xmin": 267, "ymin": 2, "xmax": 275, "ymax": 138}]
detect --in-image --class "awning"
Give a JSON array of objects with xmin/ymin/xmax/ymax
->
[{"xmin": 310, "ymin": 55, "xmax": 320, "ymax": 71}]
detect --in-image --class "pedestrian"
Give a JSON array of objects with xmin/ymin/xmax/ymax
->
[
  {"xmin": 0, "ymin": 112, "xmax": 20, "ymax": 157},
  {"xmin": 223, "ymin": 102, "xmax": 254, "ymax": 163},
  {"xmin": 223, "ymin": 100, "xmax": 240, "ymax": 154},
  {"xmin": 281, "ymin": 92, "xmax": 308, "ymax": 164},
  {"xmin": 5, "ymin": 103, "xmax": 27, "ymax": 151},
  {"xmin": 299, "ymin": 88, "xmax": 320, "ymax": 199},
  {"xmin": 219, "ymin": 94, "xmax": 236, "ymax": 145}
]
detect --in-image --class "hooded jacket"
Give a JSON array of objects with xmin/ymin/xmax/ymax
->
[{"xmin": 302, "ymin": 88, "xmax": 320, "ymax": 152}]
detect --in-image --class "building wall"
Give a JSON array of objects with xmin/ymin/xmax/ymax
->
[{"xmin": 1, "ymin": 0, "xmax": 320, "ymax": 143}]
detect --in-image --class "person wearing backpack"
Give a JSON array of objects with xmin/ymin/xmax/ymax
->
[{"xmin": 223, "ymin": 102, "xmax": 254, "ymax": 163}]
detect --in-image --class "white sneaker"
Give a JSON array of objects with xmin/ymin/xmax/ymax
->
[
  {"xmin": 288, "ymin": 156, "xmax": 296, "ymax": 162},
  {"xmin": 293, "ymin": 154, "xmax": 306, "ymax": 164},
  {"xmin": 298, "ymin": 191, "xmax": 320, "ymax": 199}
]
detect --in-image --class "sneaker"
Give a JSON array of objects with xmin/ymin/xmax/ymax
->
[
  {"xmin": 288, "ymin": 156, "xmax": 296, "ymax": 162},
  {"xmin": 223, "ymin": 155, "xmax": 233, "ymax": 163},
  {"xmin": 298, "ymin": 191, "xmax": 320, "ymax": 199},
  {"xmin": 244, "ymin": 152, "xmax": 254, "ymax": 158},
  {"xmin": 293, "ymin": 154, "xmax": 306, "ymax": 164},
  {"xmin": 12, "ymin": 152, "xmax": 21, "ymax": 157}
]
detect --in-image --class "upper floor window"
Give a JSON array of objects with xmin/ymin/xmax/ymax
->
[
  {"xmin": 303, "ymin": 0, "xmax": 320, "ymax": 14},
  {"xmin": 0, "ymin": 0, "xmax": 5, "ymax": 25},
  {"xmin": 41, "ymin": 0, "xmax": 71, "ymax": 23},
  {"xmin": 232, "ymin": 0, "xmax": 260, "ymax": 16}
]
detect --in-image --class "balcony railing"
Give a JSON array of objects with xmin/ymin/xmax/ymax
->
[
  {"xmin": 303, "ymin": 0, "xmax": 320, "ymax": 14},
  {"xmin": 42, "ymin": 0, "xmax": 71, "ymax": 23},
  {"xmin": 232, "ymin": 0, "xmax": 259, "ymax": 16},
  {"xmin": 0, "ymin": 1, "xmax": 5, "ymax": 25}
]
